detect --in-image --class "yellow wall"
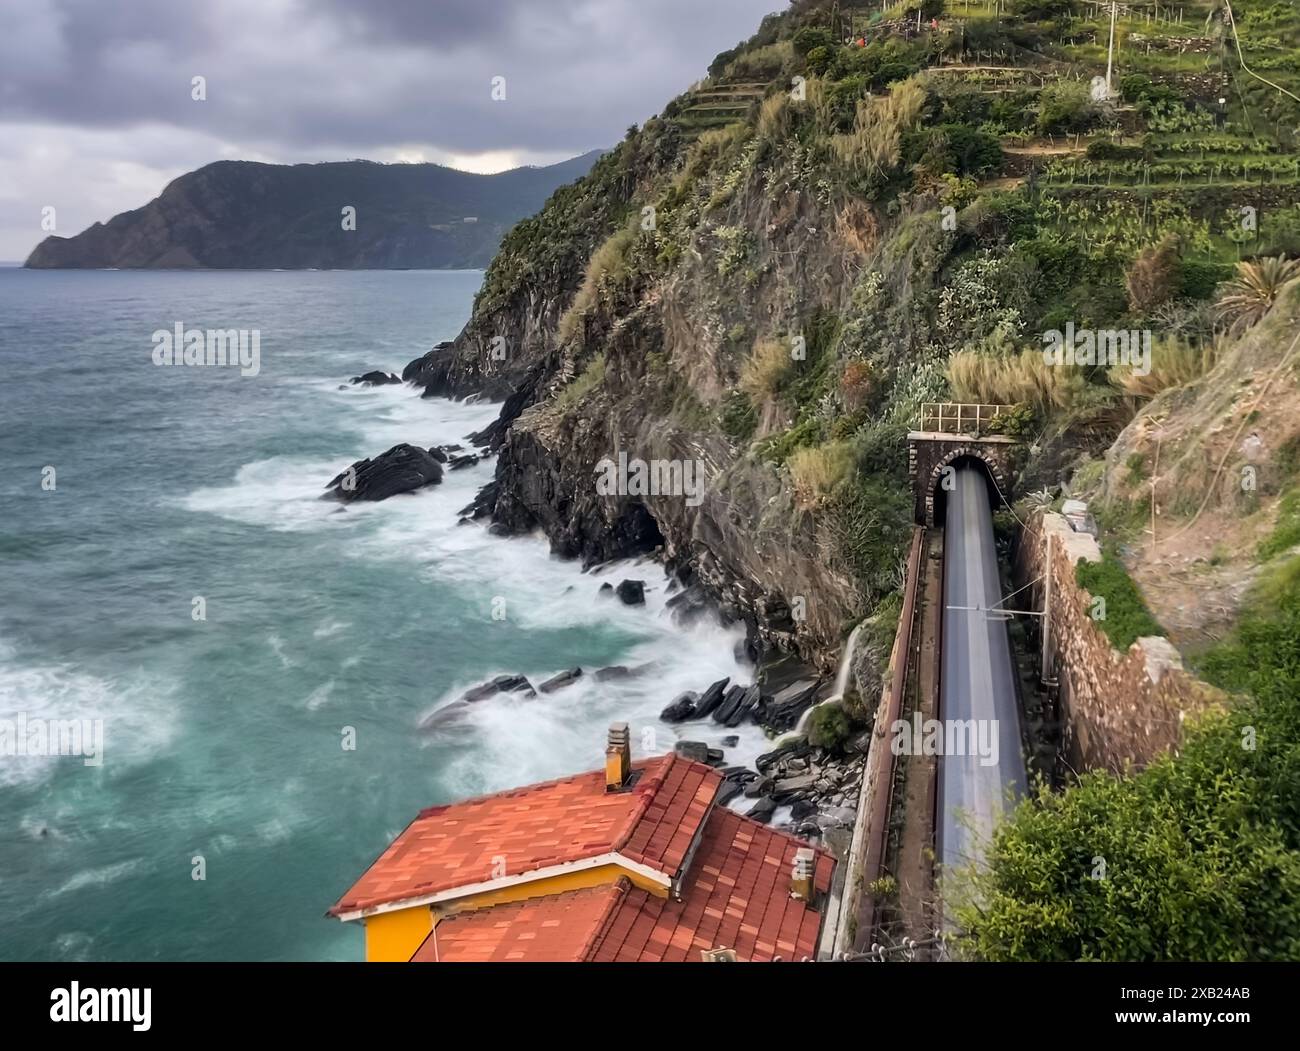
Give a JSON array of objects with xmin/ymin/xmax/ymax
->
[{"xmin": 364, "ymin": 904, "xmax": 432, "ymax": 962}]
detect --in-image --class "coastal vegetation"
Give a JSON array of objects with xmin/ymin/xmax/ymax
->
[{"xmin": 426, "ymin": 0, "xmax": 1300, "ymax": 959}]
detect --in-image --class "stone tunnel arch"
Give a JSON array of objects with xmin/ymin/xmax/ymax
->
[{"xmin": 927, "ymin": 447, "xmax": 1011, "ymax": 528}]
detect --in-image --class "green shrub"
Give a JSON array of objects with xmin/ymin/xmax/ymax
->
[
  {"xmin": 793, "ymin": 26, "xmax": 834, "ymax": 57},
  {"xmin": 986, "ymin": 404, "xmax": 1036, "ymax": 439},
  {"xmin": 718, "ymin": 391, "xmax": 757, "ymax": 442},
  {"xmin": 757, "ymin": 416, "xmax": 822, "ymax": 464},
  {"xmin": 1074, "ymin": 554, "xmax": 1163, "ymax": 651},
  {"xmin": 709, "ymin": 43, "xmax": 743, "ymax": 79},
  {"xmin": 904, "ymin": 124, "xmax": 1004, "ymax": 178},
  {"xmin": 552, "ymin": 354, "xmax": 605, "ymax": 412},
  {"xmin": 959, "ymin": 562, "xmax": 1300, "ymax": 961},
  {"xmin": 808, "ymin": 701, "xmax": 854, "ymax": 751},
  {"xmin": 1085, "ymin": 141, "xmax": 1144, "ymax": 162},
  {"xmin": 1179, "ymin": 259, "xmax": 1233, "ymax": 301},
  {"xmin": 1036, "ymin": 80, "xmax": 1095, "ymax": 136},
  {"xmin": 1258, "ymin": 489, "xmax": 1300, "ymax": 561},
  {"xmin": 805, "ymin": 44, "xmax": 833, "ymax": 76},
  {"xmin": 830, "ymin": 478, "xmax": 912, "ymax": 596}
]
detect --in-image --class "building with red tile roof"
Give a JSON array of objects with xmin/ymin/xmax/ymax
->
[{"xmin": 329, "ymin": 725, "xmax": 835, "ymax": 962}]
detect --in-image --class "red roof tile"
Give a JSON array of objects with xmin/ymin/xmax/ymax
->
[
  {"xmin": 329, "ymin": 755, "xmax": 722, "ymax": 916},
  {"xmin": 586, "ymin": 809, "xmax": 834, "ymax": 962},
  {"xmin": 410, "ymin": 883, "xmax": 630, "ymax": 963}
]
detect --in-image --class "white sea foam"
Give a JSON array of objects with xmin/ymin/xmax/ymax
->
[
  {"xmin": 0, "ymin": 645, "xmax": 177, "ymax": 788},
  {"xmin": 179, "ymin": 381, "xmax": 775, "ymax": 809},
  {"xmin": 45, "ymin": 858, "xmax": 144, "ymax": 899},
  {"xmin": 303, "ymin": 681, "xmax": 336, "ymax": 710},
  {"xmin": 312, "ymin": 620, "xmax": 351, "ymax": 639},
  {"xmin": 177, "ymin": 385, "xmax": 496, "ymax": 535}
]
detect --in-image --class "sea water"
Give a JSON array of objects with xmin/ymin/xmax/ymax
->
[{"xmin": 0, "ymin": 268, "xmax": 765, "ymax": 960}]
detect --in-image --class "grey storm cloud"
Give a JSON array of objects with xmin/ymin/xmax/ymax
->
[
  {"xmin": 0, "ymin": 0, "xmax": 783, "ymax": 259},
  {"xmin": 0, "ymin": 0, "xmax": 784, "ymax": 155}
]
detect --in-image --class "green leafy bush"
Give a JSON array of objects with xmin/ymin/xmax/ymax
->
[
  {"xmin": 718, "ymin": 391, "xmax": 757, "ymax": 442},
  {"xmin": 808, "ymin": 701, "xmax": 854, "ymax": 751},
  {"xmin": 960, "ymin": 566, "xmax": 1300, "ymax": 961},
  {"xmin": 1179, "ymin": 259, "xmax": 1233, "ymax": 301},
  {"xmin": 904, "ymin": 124, "xmax": 1004, "ymax": 178},
  {"xmin": 1257, "ymin": 489, "xmax": 1300, "ymax": 561},
  {"xmin": 1036, "ymin": 80, "xmax": 1095, "ymax": 136},
  {"xmin": 793, "ymin": 26, "xmax": 833, "ymax": 57},
  {"xmin": 1074, "ymin": 554, "xmax": 1163, "ymax": 651}
]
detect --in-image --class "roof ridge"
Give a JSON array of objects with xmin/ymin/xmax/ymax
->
[
  {"xmin": 609, "ymin": 752, "xmax": 679, "ymax": 855},
  {"xmin": 579, "ymin": 877, "xmax": 633, "ymax": 961},
  {"xmin": 414, "ymin": 754, "xmax": 669, "ymax": 818}
]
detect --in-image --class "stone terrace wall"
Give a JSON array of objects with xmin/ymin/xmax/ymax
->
[{"xmin": 1015, "ymin": 511, "xmax": 1221, "ymax": 774}]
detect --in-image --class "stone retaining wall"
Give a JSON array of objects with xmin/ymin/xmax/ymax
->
[{"xmin": 1015, "ymin": 511, "xmax": 1221, "ymax": 773}]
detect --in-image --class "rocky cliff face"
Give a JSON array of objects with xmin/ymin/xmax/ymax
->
[
  {"xmin": 407, "ymin": 61, "xmax": 909, "ymax": 667},
  {"xmin": 405, "ymin": 0, "xmax": 1300, "ymax": 672},
  {"xmin": 25, "ymin": 153, "xmax": 602, "ymax": 270}
]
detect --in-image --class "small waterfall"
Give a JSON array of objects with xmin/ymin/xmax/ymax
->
[
  {"xmin": 831, "ymin": 622, "xmax": 864, "ymax": 700},
  {"xmin": 788, "ymin": 621, "xmax": 864, "ymax": 739}
]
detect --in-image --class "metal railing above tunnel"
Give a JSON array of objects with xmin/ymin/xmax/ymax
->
[{"xmin": 918, "ymin": 402, "xmax": 1011, "ymax": 437}]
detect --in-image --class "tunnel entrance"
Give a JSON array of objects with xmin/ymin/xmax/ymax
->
[
  {"xmin": 907, "ymin": 407, "xmax": 1022, "ymax": 526},
  {"xmin": 929, "ymin": 452, "xmax": 1007, "ymax": 529}
]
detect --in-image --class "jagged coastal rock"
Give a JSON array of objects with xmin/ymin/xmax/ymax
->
[
  {"xmin": 349, "ymin": 371, "xmax": 402, "ymax": 387},
  {"xmin": 323, "ymin": 443, "xmax": 444, "ymax": 503}
]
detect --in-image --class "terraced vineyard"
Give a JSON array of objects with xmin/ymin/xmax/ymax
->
[
  {"xmin": 673, "ymin": 82, "xmax": 768, "ymax": 137},
  {"xmin": 680, "ymin": 0, "xmax": 1300, "ymax": 264}
]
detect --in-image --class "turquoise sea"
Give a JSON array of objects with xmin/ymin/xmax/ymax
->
[{"xmin": 0, "ymin": 269, "xmax": 763, "ymax": 960}]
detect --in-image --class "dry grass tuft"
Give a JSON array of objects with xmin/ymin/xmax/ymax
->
[
  {"xmin": 740, "ymin": 338, "xmax": 793, "ymax": 400},
  {"xmin": 789, "ymin": 441, "xmax": 854, "ymax": 508},
  {"xmin": 946, "ymin": 348, "xmax": 1082, "ymax": 413}
]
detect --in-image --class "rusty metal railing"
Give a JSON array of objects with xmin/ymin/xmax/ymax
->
[
  {"xmin": 852, "ymin": 525, "xmax": 925, "ymax": 951},
  {"xmin": 919, "ymin": 402, "xmax": 1009, "ymax": 435}
]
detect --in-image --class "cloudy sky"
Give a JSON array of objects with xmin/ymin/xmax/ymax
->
[{"xmin": 0, "ymin": 0, "xmax": 783, "ymax": 260}]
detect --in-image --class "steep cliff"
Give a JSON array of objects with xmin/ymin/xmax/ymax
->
[
  {"xmin": 24, "ymin": 153, "xmax": 602, "ymax": 270},
  {"xmin": 407, "ymin": 0, "xmax": 1300, "ymax": 673}
]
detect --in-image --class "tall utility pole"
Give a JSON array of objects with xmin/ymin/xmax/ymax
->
[{"xmin": 1105, "ymin": 1, "xmax": 1118, "ymax": 97}]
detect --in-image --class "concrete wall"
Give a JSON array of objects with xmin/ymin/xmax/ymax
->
[{"xmin": 1015, "ymin": 511, "xmax": 1221, "ymax": 774}]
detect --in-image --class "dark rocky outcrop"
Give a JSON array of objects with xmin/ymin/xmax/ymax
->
[
  {"xmin": 349, "ymin": 371, "xmax": 401, "ymax": 386},
  {"xmin": 666, "ymin": 584, "xmax": 711, "ymax": 626},
  {"xmin": 594, "ymin": 664, "xmax": 639, "ymax": 682},
  {"xmin": 713, "ymin": 684, "xmax": 761, "ymax": 727},
  {"xmin": 614, "ymin": 579, "xmax": 645, "ymax": 606},
  {"xmin": 659, "ymin": 691, "xmax": 699, "ymax": 723},
  {"xmin": 715, "ymin": 781, "xmax": 744, "ymax": 806},
  {"xmin": 756, "ymin": 738, "xmax": 814, "ymax": 774},
  {"xmin": 538, "ymin": 668, "xmax": 583, "ymax": 693},
  {"xmin": 674, "ymin": 741, "xmax": 710, "ymax": 763},
  {"xmin": 760, "ymin": 680, "xmax": 822, "ymax": 732},
  {"xmin": 691, "ymin": 678, "xmax": 730, "ymax": 719},
  {"xmin": 457, "ymin": 480, "xmax": 499, "ymax": 520},
  {"xmin": 323, "ymin": 444, "xmax": 443, "ymax": 503},
  {"xmin": 461, "ymin": 674, "xmax": 536, "ymax": 702}
]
